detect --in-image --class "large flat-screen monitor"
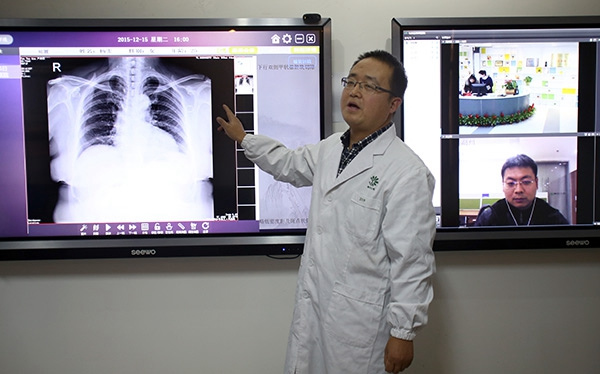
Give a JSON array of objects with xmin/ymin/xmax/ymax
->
[
  {"xmin": 392, "ymin": 16, "xmax": 600, "ymax": 251},
  {"xmin": 0, "ymin": 17, "xmax": 332, "ymax": 260}
]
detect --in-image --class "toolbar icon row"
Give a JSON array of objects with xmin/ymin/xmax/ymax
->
[{"xmin": 271, "ymin": 33, "xmax": 316, "ymax": 45}]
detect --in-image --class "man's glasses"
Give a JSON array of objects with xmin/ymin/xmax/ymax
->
[
  {"xmin": 503, "ymin": 180, "xmax": 535, "ymax": 189},
  {"xmin": 341, "ymin": 77, "xmax": 396, "ymax": 96}
]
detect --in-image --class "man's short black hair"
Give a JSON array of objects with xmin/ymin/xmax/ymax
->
[
  {"xmin": 501, "ymin": 154, "xmax": 538, "ymax": 178},
  {"xmin": 479, "ymin": 70, "xmax": 487, "ymax": 76},
  {"xmin": 352, "ymin": 50, "xmax": 408, "ymax": 99}
]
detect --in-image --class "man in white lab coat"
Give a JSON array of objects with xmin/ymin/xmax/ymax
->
[{"xmin": 217, "ymin": 50, "xmax": 436, "ymax": 374}]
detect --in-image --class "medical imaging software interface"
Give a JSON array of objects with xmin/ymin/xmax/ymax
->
[{"xmin": 0, "ymin": 28, "xmax": 322, "ymax": 239}]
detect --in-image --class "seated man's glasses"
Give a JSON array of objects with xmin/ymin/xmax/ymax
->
[{"xmin": 503, "ymin": 180, "xmax": 535, "ymax": 189}]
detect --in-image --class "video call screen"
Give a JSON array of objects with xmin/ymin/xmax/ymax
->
[{"xmin": 397, "ymin": 19, "xmax": 600, "ymax": 229}]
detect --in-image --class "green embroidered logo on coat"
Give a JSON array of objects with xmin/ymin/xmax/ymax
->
[{"xmin": 367, "ymin": 175, "xmax": 379, "ymax": 190}]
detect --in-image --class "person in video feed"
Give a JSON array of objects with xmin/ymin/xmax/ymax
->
[
  {"xmin": 478, "ymin": 69, "xmax": 493, "ymax": 93},
  {"xmin": 463, "ymin": 74, "xmax": 477, "ymax": 94},
  {"xmin": 217, "ymin": 50, "xmax": 436, "ymax": 374},
  {"xmin": 475, "ymin": 154, "xmax": 569, "ymax": 226}
]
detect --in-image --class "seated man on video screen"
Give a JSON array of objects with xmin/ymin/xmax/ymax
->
[{"xmin": 474, "ymin": 154, "xmax": 569, "ymax": 226}]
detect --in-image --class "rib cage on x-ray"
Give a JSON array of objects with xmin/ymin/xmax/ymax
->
[
  {"xmin": 79, "ymin": 74, "xmax": 126, "ymax": 153},
  {"xmin": 47, "ymin": 57, "xmax": 213, "ymax": 223},
  {"xmin": 142, "ymin": 75, "xmax": 187, "ymax": 149}
]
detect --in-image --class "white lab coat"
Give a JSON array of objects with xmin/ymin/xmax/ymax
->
[{"xmin": 241, "ymin": 124, "xmax": 436, "ymax": 374}]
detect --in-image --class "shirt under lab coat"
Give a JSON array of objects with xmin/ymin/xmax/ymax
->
[{"xmin": 241, "ymin": 124, "xmax": 436, "ymax": 374}]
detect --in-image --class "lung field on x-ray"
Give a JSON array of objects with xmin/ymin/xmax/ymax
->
[{"xmin": 47, "ymin": 57, "xmax": 214, "ymax": 223}]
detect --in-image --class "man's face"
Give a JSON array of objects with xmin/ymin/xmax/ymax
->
[
  {"xmin": 502, "ymin": 166, "xmax": 538, "ymax": 209},
  {"xmin": 340, "ymin": 57, "xmax": 402, "ymax": 142}
]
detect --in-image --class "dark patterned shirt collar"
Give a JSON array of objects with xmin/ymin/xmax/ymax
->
[{"xmin": 337, "ymin": 122, "xmax": 393, "ymax": 177}]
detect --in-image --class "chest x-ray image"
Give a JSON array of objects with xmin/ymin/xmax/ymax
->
[{"xmin": 47, "ymin": 57, "xmax": 213, "ymax": 223}]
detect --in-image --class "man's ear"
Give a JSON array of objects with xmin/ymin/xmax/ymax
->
[{"xmin": 390, "ymin": 97, "xmax": 403, "ymax": 114}]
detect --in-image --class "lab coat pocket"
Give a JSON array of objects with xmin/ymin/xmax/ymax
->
[
  {"xmin": 344, "ymin": 192, "xmax": 382, "ymax": 246},
  {"xmin": 323, "ymin": 282, "xmax": 385, "ymax": 348}
]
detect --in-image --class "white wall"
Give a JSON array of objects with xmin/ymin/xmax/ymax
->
[
  {"xmin": 2, "ymin": 1, "xmax": 600, "ymax": 373},
  {"xmin": 0, "ymin": 256, "xmax": 300, "ymax": 373}
]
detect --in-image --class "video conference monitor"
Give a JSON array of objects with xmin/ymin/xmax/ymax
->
[
  {"xmin": 470, "ymin": 83, "xmax": 487, "ymax": 96},
  {"xmin": 392, "ymin": 16, "xmax": 600, "ymax": 251},
  {"xmin": 0, "ymin": 17, "xmax": 332, "ymax": 260}
]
